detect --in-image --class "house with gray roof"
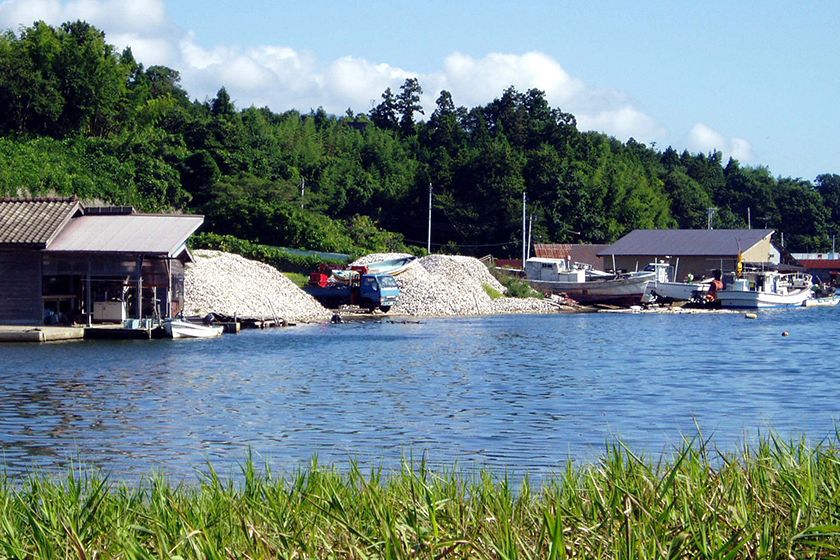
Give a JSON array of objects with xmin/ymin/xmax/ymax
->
[
  {"xmin": 597, "ymin": 229, "xmax": 779, "ymax": 280},
  {"xmin": 0, "ymin": 198, "xmax": 203, "ymax": 325}
]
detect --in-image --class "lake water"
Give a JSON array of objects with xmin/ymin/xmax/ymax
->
[{"xmin": 0, "ymin": 308, "xmax": 838, "ymax": 480}]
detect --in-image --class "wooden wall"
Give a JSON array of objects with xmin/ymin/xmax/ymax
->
[{"xmin": 0, "ymin": 250, "xmax": 42, "ymax": 325}]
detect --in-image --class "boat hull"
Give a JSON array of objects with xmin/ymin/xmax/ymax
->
[
  {"xmin": 527, "ymin": 274, "xmax": 652, "ymax": 306},
  {"xmin": 163, "ymin": 319, "xmax": 224, "ymax": 339},
  {"xmin": 717, "ymin": 288, "xmax": 813, "ymax": 309},
  {"xmin": 647, "ymin": 281, "xmax": 710, "ymax": 302}
]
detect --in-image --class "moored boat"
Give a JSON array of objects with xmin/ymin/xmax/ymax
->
[
  {"xmin": 162, "ymin": 318, "xmax": 224, "ymax": 339},
  {"xmin": 525, "ymin": 257, "xmax": 653, "ymax": 306},
  {"xmin": 716, "ymin": 269, "xmax": 813, "ymax": 309}
]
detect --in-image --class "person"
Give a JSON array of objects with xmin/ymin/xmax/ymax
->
[{"xmin": 706, "ymin": 269, "xmax": 724, "ymax": 302}]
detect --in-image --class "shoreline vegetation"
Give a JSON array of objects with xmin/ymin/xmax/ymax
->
[{"xmin": 2, "ymin": 434, "xmax": 839, "ymax": 558}]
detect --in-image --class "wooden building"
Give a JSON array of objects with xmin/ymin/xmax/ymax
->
[
  {"xmin": 597, "ymin": 229, "xmax": 778, "ymax": 280},
  {"xmin": 0, "ymin": 198, "xmax": 203, "ymax": 325}
]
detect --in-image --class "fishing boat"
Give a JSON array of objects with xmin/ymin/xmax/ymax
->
[
  {"xmin": 524, "ymin": 257, "xmax": 653, "ymax": 306},
  {"xmin": 162, "ymin": 318, "xmax": 224, "ymax": 339},
  {"xmin": 641, "ymin": 261, "xmax": 710, "ymax": 303},
  {"xmin": 715, "ymin": 269, "xmax": 813, "ymax": 309},
  {"xmin": 803, "ymin": 295, "xmax": 840, "ymax": 307}
]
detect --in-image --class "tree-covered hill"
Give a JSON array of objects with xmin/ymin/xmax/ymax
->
[{"xmin": 1, "ymin": 20, "xmax": 838, "ymax": 254}]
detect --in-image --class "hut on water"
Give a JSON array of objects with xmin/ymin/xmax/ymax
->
[{"xmin": 0, "ymin": 198, "xmax": 203, "ymax": 325}]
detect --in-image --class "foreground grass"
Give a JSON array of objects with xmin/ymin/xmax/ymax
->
[{"xmin": 1, "ymin": 435, "xmax": 839, "ymax": 558}]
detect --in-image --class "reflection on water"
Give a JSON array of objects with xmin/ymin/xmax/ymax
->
[{"xmin": 0, "ymin": 309, "xmax": 838, "ymax": 480}]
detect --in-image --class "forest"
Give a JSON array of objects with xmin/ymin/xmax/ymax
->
[{"xmin": 2, "ymin": 20, "xmax": 839, "ymax": 256}]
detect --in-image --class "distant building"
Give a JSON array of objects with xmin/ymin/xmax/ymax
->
[
  {"xmin": 598, "ymin": 229, "xmax": 778, "ymax": 280},
  {"xmin": 792, "ymin": 253, "xmax": 840, "ymax": 285},
  {"xmin": 533, "ymin": 244, "xmax": 610, "ymax": 270},
  {"xmin": 0, "ymin": 198, "xmax": 203, "ymax": 325}
]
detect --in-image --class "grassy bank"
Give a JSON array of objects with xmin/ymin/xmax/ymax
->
[{"xmin": 1, "ymin": 435, "xmax": 839, "ymax": 558}]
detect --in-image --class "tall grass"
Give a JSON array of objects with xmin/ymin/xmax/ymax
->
[{"xmin": 1, "ymin": 434, "xmax": 839, "ymax": 558}]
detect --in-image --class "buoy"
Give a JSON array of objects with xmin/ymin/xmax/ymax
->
[
  {"xmin": 744, "ymin": 312, "xmax": 758, "ymax": 319},
  {"xmin": 782, "ymin": 331, "xmax": 789, "ymax": 337}
]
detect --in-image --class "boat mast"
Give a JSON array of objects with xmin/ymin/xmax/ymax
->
[{"xmin": 522, "ymin": 191, "xmax": 526, "ymax": 268}]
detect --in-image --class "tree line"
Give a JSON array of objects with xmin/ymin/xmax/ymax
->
[{"xmin": 1, "ymin": 20, "xmax": 838, "ymax": 255}]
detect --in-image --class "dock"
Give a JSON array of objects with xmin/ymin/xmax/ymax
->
[{"xmin": 0, "ymin": 325, "xmax": 85, "ymax": 343}]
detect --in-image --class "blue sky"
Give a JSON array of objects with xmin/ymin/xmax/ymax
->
[{"xmin": 1, "ymin": 0, "xmax": 837, "ymax": 180}]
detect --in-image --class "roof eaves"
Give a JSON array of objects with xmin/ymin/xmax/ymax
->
[{"xmin": 43, "ymin": 201, "xmax": 82, "ymax": 248}]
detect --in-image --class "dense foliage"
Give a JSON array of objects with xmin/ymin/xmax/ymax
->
[
  {"xmin": 1, "ymin": 21, "xmax": 838, "ymax": 254},
  {"xmin": 1, "ymin": 435, "xmax": 839, "ymax": 558}
]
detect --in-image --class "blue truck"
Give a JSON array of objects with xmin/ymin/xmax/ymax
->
[{"xmin": 304, "ymin": 264, "xmax": 400, "ymax": 312}]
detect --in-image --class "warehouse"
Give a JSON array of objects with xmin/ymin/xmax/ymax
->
[{"xmin": 597, "ymin": 229, "xmax": 779, "ymax": 280}]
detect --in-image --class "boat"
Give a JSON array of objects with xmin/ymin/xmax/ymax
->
[
  {"xmin": 524, "ymin": 257, "xmax": 654, "ymax": 306},
  {"xmin": 803, "ymin": 295, "xmax": 840, "ymax": 307},
  {"xmin": 362, "ymin": 256, "xmax": 417, "ymax": 276},
  {"xmin": 641, "ymin": 261, "xmax": 710, "ymax": 303},
  {"xmin": 162, "ymin": 318, "xmax": 224, "ymax": 339},
  {"xmin": 715, "ymin": 269, "xmax": 813, "ymax": 309}
]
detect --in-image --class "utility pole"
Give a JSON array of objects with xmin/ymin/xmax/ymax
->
[
  {"xmin": 707, "ymin": 207, "xmax": 716, "ymax": 230},
  {"xmin": 522, "ymin": 191, "xmax": 527, "ymax": 267},
  {"xmin": 427, "ymin": 182, "xmax": 432, "ymax": 254},
  {"xmin": 747, "ymin": 207, "xmax": 751, "ymax": 229},
  {"xmin": 300, "ymin": 177, "xmax": 305, "ymax": 209}
]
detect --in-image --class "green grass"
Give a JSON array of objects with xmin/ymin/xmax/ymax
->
[
  {"xmin": 1, "ymin": 434, "xmax": 839, "ymax": 558},
  {"xmin": 282, "ymin": 271, "xmax": 309, "ymax": 288},
  {"xmin": 483, "ymin": 282, "xmax": 504, "ymax": 299}
]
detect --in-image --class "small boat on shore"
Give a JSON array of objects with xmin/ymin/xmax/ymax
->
[
  {"xmin": 716, "ymin": 269, "xmax": 813, "ymax": 309},
  {"xmin": 525, "ymin": 257, "xmax": 653, "ymax": 306},
  {"xmin": 162, "ymin": 318, "xmax": 224, "ymax": 339},
  {"xmin": 363, "ymin": 256, "xmax": 417, "ymax": 276},
  {"xmin": 642, "ymin": 261, "xmax": 710, "ymax": 303}
]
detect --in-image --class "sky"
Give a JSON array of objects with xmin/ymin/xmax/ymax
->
[{"xmin": 0, "ymin": 0, "xmax": 837, "ymax": 181}]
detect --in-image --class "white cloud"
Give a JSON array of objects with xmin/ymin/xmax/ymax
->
[
  {"xmin": 2, "ymin": 0, "xmax": 751, "ymax": 152},
  {"xmin": 688, "ymin": 123, "xmax": 755, "ymax": 163}
]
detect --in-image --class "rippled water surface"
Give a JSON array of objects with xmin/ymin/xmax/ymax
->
[{"xmin": 1, "ymin": 309, "xmax": 838, "ymax": 479}]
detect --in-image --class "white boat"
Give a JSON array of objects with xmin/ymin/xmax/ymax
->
[
  {"xmin": 641, "ymin": 261, "xmax": 710, "ymax": 303},
  {"xmin": 803, "ymin": 295, "xmax": 840, "ymax": 307},
  {"xmin": 525, "ymin": 257, "xmax": 653, "ymax": 306},
  {"xmin": 716, "ymin": 269, "xmax": 813, "ymax": 309},
  {"xmin": 162, "ymin": 318, "xmax": 224, "ymax": 339}
]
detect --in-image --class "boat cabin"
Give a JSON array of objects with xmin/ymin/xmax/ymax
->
[{"xmin": 524, "ymin": 258, "xmax": 587, "ymax": 283}]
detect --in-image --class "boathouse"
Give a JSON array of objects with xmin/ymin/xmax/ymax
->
[
  {"xmin": 0, "ymin": 198, "xmax": 203, "ymax": 325},
  {"xmin": 598, "ymin": 229, "xmax": 778, "ymax": 280}
]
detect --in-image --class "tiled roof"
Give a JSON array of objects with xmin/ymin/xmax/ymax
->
[
  {"xmin": 535, "ymin": 243, "xmax": 609, "ymax": 268},
  {"xmin": 598, "ymin": 229, "xmax": 774, "ymax": 257},
  {"xmin": 0, "ymin": 198, "xmax": 80, "ymax": 248}
]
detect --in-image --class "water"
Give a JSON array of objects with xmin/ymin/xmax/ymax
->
[{"xmin": 1, "ymin": 308, "xmax": 838, "ymax": 480}]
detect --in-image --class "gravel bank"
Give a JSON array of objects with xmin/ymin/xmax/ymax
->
[
  {"xmin": 352, "ymin": 253, "xmax": 564, "ymax": 316},
  {"xmin": 184, "ymin": 250, "xmax": 331, "ymax": 323}
]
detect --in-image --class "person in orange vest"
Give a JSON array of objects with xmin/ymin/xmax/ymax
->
[{"xmin": 706, "ymin": 269, "xmax": 725, "ymax": 302}]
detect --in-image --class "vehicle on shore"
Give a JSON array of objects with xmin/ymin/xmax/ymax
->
[
  {"xmin": 716, "ymin": 269, "xmax": 813, "ymax": 309},
  {"xmin": 524, "ymin": 257, "xmax": 653, "ymax": 306},
  {"xmin": 304, "ymin": 264, "xmax": 400, "ymax": 312}
]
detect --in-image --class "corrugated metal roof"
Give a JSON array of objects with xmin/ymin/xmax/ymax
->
[
  {"xmin": 598, "ymin": 229, "xmax": 774, "ymax": 257},
  {"xmin": 45, "ymin": 214, "xmax": 204, "ymax": 256},
  {"xmin": 0, "ymin": 198, "xmax": 80, "ymax": 248}
]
